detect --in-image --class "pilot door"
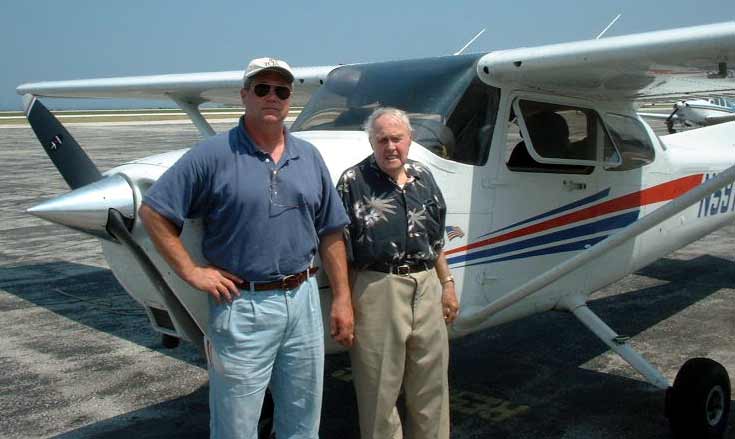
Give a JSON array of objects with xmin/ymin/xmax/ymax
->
[{"xmin": 475, "ymin": 96, "xmax": 623, "ymax": 313}]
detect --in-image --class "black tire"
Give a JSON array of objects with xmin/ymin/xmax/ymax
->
[
  {"xmin": 161, "ymin": 334, "xmax": 180, "ymax": 349},
  {"xmin": 258, "ymin": 390, "xmax": 275, "ymax": 439},
  {"xmin": 667, "ymin": 357, "xmax": 730, "ymax": 439}
]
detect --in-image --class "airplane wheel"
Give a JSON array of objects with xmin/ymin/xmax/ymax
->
[
  {"xmin": 258, "ymin": 390, "xmax": 275, "ymax": 439},
  {"xmin": 161, "ymin": 334, "xmax": 180, "ymax": 349},
  {"xmin": 666, "ymin": 357, "xmax": 730, "ymax": 439}
]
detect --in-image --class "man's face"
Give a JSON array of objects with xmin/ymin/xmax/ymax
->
[
  {"xmin": 240, "ymin": 71, "xmax": 292, "ymax": 125},
  {"xmin": 370, "ymin": 114, "xmax": 412, "ymax": 176}
]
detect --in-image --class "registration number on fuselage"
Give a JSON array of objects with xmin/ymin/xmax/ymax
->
[{"xmin": 697, "ymin": 173, "xmax": 735, "ymax": 218}]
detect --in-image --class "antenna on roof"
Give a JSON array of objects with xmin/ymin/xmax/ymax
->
[
  {"xmin": 596, "ymin": 14, "xmax": 622, "ymax": 39},
  {"xmin": 454, "ymin": 28, "xmax": 486, "ymax": 55}
]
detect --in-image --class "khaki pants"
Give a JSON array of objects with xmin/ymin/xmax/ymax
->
[{"xmin": 350, "ymin": 269, "xmax": 450, "ymax": 439}]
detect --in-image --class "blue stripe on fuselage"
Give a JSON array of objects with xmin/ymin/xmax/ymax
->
[
  {"xmin": 478, "ymin": 188, "xmax": 611, "ymax": 238},
  {"xmin": 461, "ymin": 236, "xmax": 609, "ymax": 268},
  {"xmin": 449, "ymin": 210, "xmax": 638, "ymax": 266}
]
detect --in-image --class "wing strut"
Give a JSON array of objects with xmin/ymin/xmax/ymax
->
[
  {"xmin": 454, "ymin": 162, "xmax": 735, "ymax": 333},
  {"xmin": 170, "ymin": 96, "xmax": 216, "ymax": 138},
  {"xmin": 558, "ymin": 294, "xmax": 670, "ymax": 388}
]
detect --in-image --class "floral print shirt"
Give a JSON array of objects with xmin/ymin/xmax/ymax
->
[{"xmin": 337, "ymin": 155, "xmax": 447, "ymax": 269}]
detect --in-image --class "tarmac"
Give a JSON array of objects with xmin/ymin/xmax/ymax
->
[{"xmin": 1, "ymin": 116, "xmax": 734, "ymax": 438}]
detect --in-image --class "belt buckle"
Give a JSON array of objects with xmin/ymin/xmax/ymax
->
[
  {"xmin": 280, "ymin": 274, "xmax": 296, "ymax": 289},
  {"xmin": 396, "ymin": 264, "xmax": 410, "ymax": 275}
]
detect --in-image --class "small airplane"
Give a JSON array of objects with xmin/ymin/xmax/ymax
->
[
  {"xmin": 17, "ymin": 21, "xmax": 735, "ymax": 439},
  {"xmin": 639, "ymin": 95, "xmax": 735, "ymax": 133}
]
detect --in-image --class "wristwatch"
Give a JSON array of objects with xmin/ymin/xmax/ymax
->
[{"xmin": 441, "ymin": 275, "xmax": 455, "ymax": 285}]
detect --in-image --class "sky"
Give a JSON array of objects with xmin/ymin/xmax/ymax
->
[{"xmin": 1, "ymin": 0, "xmax": 733, "ymax": 110}]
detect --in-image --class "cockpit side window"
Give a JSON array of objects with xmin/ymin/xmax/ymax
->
[{"xmin": 418, "ymin": 79, "xmax": 499, "ymax": 166}]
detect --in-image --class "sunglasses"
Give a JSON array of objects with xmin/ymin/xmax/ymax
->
[{"xmin": 252, "ymin": 83, "xmax": 292, "ymax": 100}]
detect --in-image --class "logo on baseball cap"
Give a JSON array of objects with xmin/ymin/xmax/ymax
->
[{"xmin": 244, "ymin": 57, "xmax": 295, "ymax": 84}]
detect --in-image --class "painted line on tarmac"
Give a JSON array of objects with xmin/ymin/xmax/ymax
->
[
  {"xmin": 330, "ymin": 367, "xmax": 530, "ymax": 424},
  {"xmin": 451, "ymin": 390, "xmax": 530, "ymax": 423}
]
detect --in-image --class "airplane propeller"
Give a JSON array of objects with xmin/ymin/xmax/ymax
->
[
  {"xmin": 23, "ymin": 96, "xmax": 205, "ymax": 356},
  {"xmin": 23, "ymin": 94, "xmax": 102, "ymax": 190},
  {"xmin": 664, "ymin": 101, "xmax": 686, "ymax": 134}
]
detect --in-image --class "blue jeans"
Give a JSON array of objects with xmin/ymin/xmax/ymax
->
[{"xmin": 206, "ymin": 277, "xmax": 324, "ymax": 439}]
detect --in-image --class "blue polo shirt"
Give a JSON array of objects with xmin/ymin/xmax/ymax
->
[{"xmin": 143, "ymin": 117, "xmax": 349, "ymax": 281}]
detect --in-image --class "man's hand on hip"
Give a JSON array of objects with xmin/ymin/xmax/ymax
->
[{"xmin": 184, "ymin": 266, "xmax": 243, "ymax": 304}]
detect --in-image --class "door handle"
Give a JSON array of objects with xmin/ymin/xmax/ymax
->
[{"xmin": 563, "ymin": 180, "xmax": 587, "ymax": 191}]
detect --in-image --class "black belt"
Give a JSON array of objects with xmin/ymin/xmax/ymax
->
[
  {"xmin": 243, "ymin": 267, "xmax": 318, "ymax": 291},
  {"xmin": 365, "ymin": 261, "xmax": 433, "ymax": 275}
]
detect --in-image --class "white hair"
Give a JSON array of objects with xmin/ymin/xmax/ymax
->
[{"xmin": 363, "ymin": 107, "xmax": 413, "ymax": 143}]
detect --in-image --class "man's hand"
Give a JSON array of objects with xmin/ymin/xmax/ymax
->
[
  {"xmin": 140, "ymin": 204, "xmax": 243, "ymax": 304},
  {"xmin": 441, "ymin": 282, "xmax": 459, "ymax": 324},
  {"xmin": 330, "ymin": 295, "xmax": 355, "ymax": 347},
  {"xmin": 183, "ymin": 266, "xmax": 243, "ymax": 304},
  {"xmin": 319, "ymin": 230, "xmax": 354, "ymax": 347}
]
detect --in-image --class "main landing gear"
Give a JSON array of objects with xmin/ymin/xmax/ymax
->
[
  {"xmin": 559, "ymin": 295, "xmax": 731, "ymax": 438},
  {"xmin": 667, "ymin": 358, "xmax": 731, "ymax": 438}
]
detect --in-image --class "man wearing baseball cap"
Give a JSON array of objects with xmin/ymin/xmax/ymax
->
[{"xmin": 140, "ymin": 56, "xmax": 354, "ymax": 438}]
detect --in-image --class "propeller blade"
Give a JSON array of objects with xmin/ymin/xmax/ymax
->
[
  {"xmin": 23, "ymin": 94, "xmax": 102, "ymax": 190},
  {"xmin": 665, "ymin": 103, "xmax": 680, "ymax": 123},
  {"xmin": 664, "ymin": 102, "xmax": 682, "ymax": 133}
]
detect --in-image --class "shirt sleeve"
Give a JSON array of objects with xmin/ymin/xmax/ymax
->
[
  {"xmin": 141, "ymin": 145, "xmax": 213, "ymax": 228},
  {"xmin": 423, "ymin": 166, "xmax": 447, "ymax": 252},
  {"xmin": 336, "ymin": 168, "xmax": 356, "ymax": 262},
  {"xmin": 313, "ymin": 149, "xmax": 350, "ymax": 238}
]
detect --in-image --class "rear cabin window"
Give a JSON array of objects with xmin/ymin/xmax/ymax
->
[
  {"xmin": 505, "ymin": 100, "xmax": 619, "ymax": 174},
  {"xmin": 604, "ymin": 113, "xmax": 655, "ymax": 171}
]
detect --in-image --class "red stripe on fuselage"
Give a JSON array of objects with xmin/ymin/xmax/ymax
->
[{"xmin": 445, "ymin": 174, "xmax": 703, "ymax": 256}]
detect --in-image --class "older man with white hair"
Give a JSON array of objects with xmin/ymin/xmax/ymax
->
[{"xmin": 337, "ymin": 107, "xmax": 459, "ymax": 439}]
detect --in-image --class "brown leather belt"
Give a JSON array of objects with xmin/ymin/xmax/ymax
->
[
  {"xmin": 244, "ymin": 267, "xmax": 319, "ymax": 291},
  {"xmin": 365, "ymin": 261, "xmax": 433, "ymax": 275}
]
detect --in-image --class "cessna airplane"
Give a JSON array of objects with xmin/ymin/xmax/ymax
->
[
  {"xmin": 639, "ymin": 95, "xmax": 735, "ymax": 133},
  {"xmin": 17, "ymin": 21, "xmax": 735, "ymax": 438}
]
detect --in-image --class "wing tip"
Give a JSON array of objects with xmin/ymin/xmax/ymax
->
[{"xmin": 22, "ymin": 94, "xmax": 36, "ymax": 117}]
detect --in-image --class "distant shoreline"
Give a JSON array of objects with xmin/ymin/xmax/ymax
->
[{"xmin": 0, "ymin": 107, "xmax": 302, "ymax": 127}]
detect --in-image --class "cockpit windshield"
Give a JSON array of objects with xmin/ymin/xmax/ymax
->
[{"xmin": 291, "ymin": 54, "xmax": 498, "ymax": 166}]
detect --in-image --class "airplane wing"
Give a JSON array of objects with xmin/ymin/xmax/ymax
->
[
  {"xmin": 15, "ymin": 65, "xmax": 337, "ymax": 108},
  {"xmin": 637, "ymin": 112, "xmax": 673, "ymax": 120},
  {"xmin": 478, "ymin": 22, "xmax": 735, "ymax": 101},
  {"xmin": 705, "ymin": 113, "xmax": 735, "ymax": 124},
  {"xmin": 15, "ymin": 22, "xmax": 735, "ymax": 109}
]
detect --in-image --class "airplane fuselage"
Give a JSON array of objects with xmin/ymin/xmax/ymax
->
[
  {"xmin": 94, "ymin": 114, "xmax": 735, "ymax": 354},
  {"xmin": 673, "ymin": 98, "xmax": 735, "ymax": 128},
  {"xmin": 24, "ymin": 54, "xmax": 735, "ymax": 354}
]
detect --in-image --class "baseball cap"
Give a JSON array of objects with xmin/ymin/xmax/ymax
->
[{"xmin": 243, "ymin": 57, "xmax": 295, "ymax": 84}]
